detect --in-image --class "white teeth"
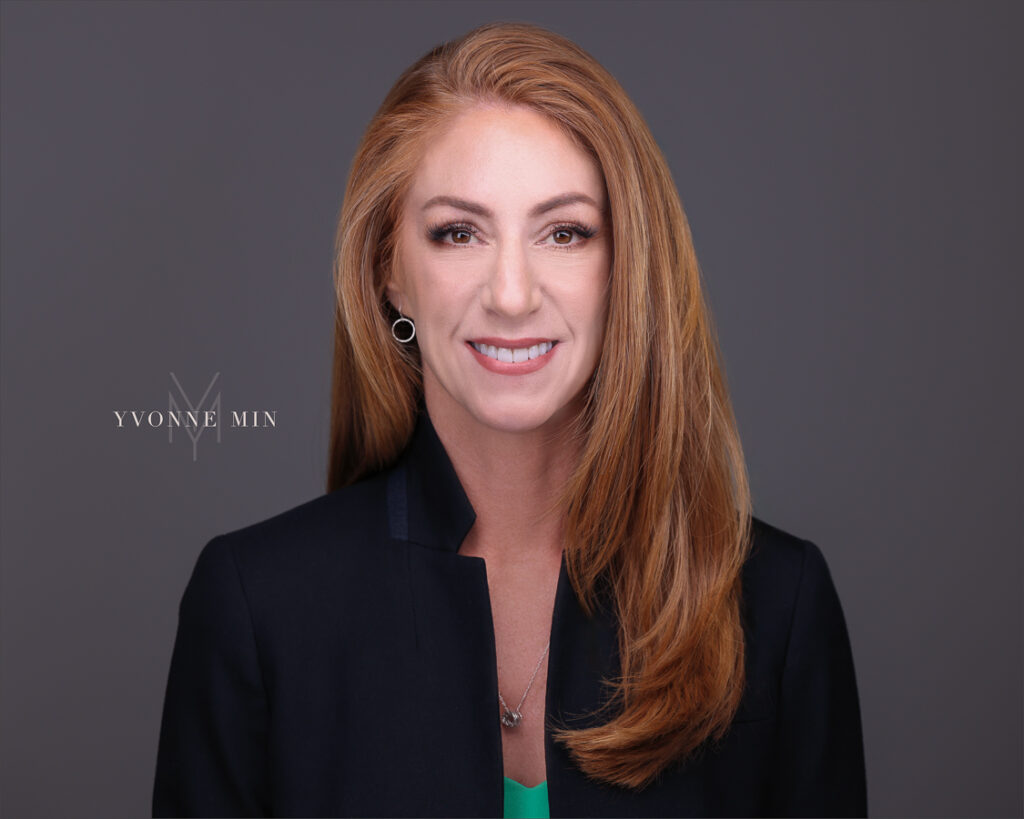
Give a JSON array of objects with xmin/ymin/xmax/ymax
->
[{"xmin": 471, "ymin": 341, "xmax": 554, "ymax": 362}]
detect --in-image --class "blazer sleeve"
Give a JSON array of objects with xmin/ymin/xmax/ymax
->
[
  {"xmin": 153, "ymin": 534, "xmax": 271, "ymax": 817},
  {"xmin": 768, "ymin": 538, "xmax": 868, "ymax": 817}
]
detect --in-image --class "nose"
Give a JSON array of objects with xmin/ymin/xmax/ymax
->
[{"xmin": 480, "ymin": 242, "xmax": 542, "ymax": 317}]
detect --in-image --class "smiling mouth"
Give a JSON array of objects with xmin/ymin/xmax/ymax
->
[{"xmin": 468, "ymin": 340, "xmax": 558, "ymax": 363}]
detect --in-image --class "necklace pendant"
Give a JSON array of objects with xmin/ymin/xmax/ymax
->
[{"xmin": 500, "ymin": 706, "xmax": 522, "ymax": 728}]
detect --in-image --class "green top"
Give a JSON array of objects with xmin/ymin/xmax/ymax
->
[{"xmin": 503, "ymin": 776, "xmax": 549, "ymax": 818}]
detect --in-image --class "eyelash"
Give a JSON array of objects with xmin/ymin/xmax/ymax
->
[{"xmin": 425, "ymin": 221, "xmax": 598, "ymax": 250}]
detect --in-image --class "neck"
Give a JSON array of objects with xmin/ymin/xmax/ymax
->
[{"xmin": 423, "ymin": 380, "xmax": 583, "ymax": 569}]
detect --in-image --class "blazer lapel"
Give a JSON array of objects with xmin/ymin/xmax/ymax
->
[
  {"xmin": 385, "ymin": 405, "xmax": 625, "ymax": 818},
  {"xmin": 544, "ymin": 550, "xmax": 625, "ymax": 816}
]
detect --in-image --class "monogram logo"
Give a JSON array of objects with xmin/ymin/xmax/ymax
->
[
  {"xmin": 166, "ymin": 371, "xmax": 222, "ymax": 461},
  {"xmin": 113, "ymin": 372, "xmax": 277, "ymax": 461}
]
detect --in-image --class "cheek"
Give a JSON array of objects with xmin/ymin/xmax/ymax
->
[
  {"xmin": 401, "ymin": 258, "xmax": 445, "ymax": 315},
  {"xmin": 429, "ymin": 269, "xmax": 463, "ymax": 302},
  {"xmin": 566, "ymin": 264, "xmax": 610, "ymax": 341},
  {"xmin": 409, "ymin": 264, "xmax": 475, "ymax": 334}
]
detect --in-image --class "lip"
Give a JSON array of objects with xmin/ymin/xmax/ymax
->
[
  {"xmin": 468, "ymin": 337, "xmax": 555, "ymax": 348},
  {"xmin": 465, "ymin": 338, "xmax": 559, "ymax": 375}
]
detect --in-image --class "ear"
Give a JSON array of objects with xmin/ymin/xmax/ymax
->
[
  {"xmin": 384, "ymin": 278, "xmax": 405, "ymax": 316},
  {"xmin": 385, "ymin": 257, "xmax": 415, "ymax": 317},
  {"xmin": 383, "ymin": 215, "xmax": 415, "ymax": 316}
]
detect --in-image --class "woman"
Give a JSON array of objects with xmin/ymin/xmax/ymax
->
[{"xmin": 153, "ymin": 21, "xmax": 867, "ymax": 819}]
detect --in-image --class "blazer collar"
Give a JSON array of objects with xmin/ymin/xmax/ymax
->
[
  {"xmin": 386, "ymin": 402, "xmax": 477, "ymax": 552},
  {"xmin": 384, "ymin": 400, "xmax": 626, "ymax": 813}
]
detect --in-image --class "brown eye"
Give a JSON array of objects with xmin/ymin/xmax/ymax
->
[
  {"xmin": 452, "ymin": 229, "xmax": 472, "ymax": 244},
  {"xmin": 553, "ymin": 229, "xmax": 573, "ymax": 245}
]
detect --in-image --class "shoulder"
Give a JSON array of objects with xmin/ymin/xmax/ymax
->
[
  {"xmin": 187, "ymin": 468, "xmax": 395, "ymax": 600},
  {"xmin": 739, "ymin": 516, "xmax": 851, "ymax": 677},
  {"xmin": 742, "ymin": 515, "xmax": 838, "ymax": 614}
]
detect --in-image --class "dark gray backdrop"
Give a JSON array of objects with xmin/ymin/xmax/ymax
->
[{"xmin": 1, "ymin": 1, "xmax": 1020, "ymax": 816}]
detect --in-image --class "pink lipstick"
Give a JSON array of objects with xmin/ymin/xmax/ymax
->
[{"xmin": 465, "ymin": 338, "xmax": 559, "ymax": 375}]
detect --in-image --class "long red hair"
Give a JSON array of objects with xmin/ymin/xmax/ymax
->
[{"xmin": 327, "ymin": 21, "xmax": 753, "ymax": 790}]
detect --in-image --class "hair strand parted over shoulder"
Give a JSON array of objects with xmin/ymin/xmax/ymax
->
[{"xmin": 327, "ymin": 21, "xmax": 753, "ymax": 790}]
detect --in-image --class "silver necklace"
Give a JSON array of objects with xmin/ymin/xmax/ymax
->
[{"xmin": 498, "ymin": 640, "xmax": 550, "ymax": 728}]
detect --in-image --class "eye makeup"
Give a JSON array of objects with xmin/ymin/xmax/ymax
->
[
  {"xmin": 426, "ymin": 221, "xmax": 477, "ymax": 243},
  {"xmin": 425, "ymin": 221, "xmax": 599, "ymax": 250}
]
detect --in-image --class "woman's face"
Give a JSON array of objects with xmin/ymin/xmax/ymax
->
[{"xmin": 388, "ymin": 103, "xmax": 611, "ymax": 435}]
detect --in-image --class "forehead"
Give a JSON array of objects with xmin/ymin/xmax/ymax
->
[{"xmin": 404, "ymin": 104, "xmax": 606, "ymax": 211}]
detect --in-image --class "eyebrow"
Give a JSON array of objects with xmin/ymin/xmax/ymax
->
[{"xmin": 421, "ymin": 192, "xmax": 604, "ymax": 219}]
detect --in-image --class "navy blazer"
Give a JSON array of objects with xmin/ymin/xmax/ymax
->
[{"xmin": 153, "ymin": 407, "xmax": 867, "ymax": 817}]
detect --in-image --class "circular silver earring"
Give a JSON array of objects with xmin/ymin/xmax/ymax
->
[{"xmin": 391, "ymin": 312, "xmax": 416, "ymax": 343}]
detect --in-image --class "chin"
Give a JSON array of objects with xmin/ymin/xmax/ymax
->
[
  {"xmin": 468, "ymin": 399, "xmax": 564, "ymax": 435},
  {"xmin": 424, "ymin": 366, "xmax": 587, "ymax": 436}
]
